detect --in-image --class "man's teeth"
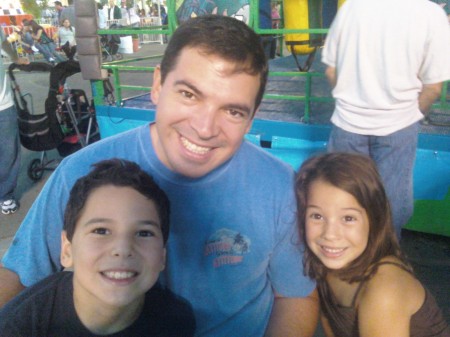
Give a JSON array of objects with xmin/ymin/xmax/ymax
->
[
  {"xmin": 181, "ymin": 137, "xmax": 210, "ymax": 155},
  {"xmin": 103, "ymin": 271, "xmax": 136, "ymax": 279}
]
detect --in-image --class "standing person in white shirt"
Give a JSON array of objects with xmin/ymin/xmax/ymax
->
[
  {"xmin": 322, "ymin": 0, "xmax": 450, "ymax": 239},
  {"xmin": 97, "ymin": 2, "xmax": 107, "ymax": 29}
]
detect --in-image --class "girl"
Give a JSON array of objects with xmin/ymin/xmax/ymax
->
[
  {"xmin": 22, "ymin": 19, "xmax": 65, "ymax": 64},
  {"xmin": 295, "ymin": 152, "xmax": 449, "ymax": 336},
  {"xmin": 57, "ymin": 19, "xmax": 77, "ymax": 60},
  {"xmin": 57, "ymin": 19, "xmax": 76, "ymax": 47}
]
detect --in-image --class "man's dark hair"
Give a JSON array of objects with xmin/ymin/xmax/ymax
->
[
  {"xmin": 160, "ymin": 15, "xmax": 268, "ymax": 116},
  {"xmin": 63, "ymin": 158, "xmax": 170, "ymax": 244},
  {"xmin": 54, "ymin": 1, "xmax": 62, "ymax": 6}
]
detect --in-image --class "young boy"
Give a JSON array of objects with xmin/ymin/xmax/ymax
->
[{"xmin": 0, "ymin": 159, "xmax": 195, "ymax": 336}]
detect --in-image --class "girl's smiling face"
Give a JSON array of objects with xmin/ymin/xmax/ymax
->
[{"xmin": 305, "ymin": 180, "xmax": 370, "ymax": 271}]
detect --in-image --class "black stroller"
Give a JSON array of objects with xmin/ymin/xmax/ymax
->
[
  {"xmin": 8, "ymin": 61, "xmax": 99, "ymax": 181},
  {"xmin": 49, "ymin": 61, "xmax": 100, "ymax": 157},
  {"xmin": 100, "ymin": 23, "xmax": 124, "ymax": 61}
]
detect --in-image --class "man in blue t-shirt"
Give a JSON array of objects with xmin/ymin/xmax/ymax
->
[{"xmin": 0, "ymin": 15, "xmax": 318, "ymax": 336}]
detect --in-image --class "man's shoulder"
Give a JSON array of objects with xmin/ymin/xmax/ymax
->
[
  {"xmin": 238, "ymin": 141, "xmax": 294, "ymax": 176},
  {"xmin": 241, "ymin": 141, "xmax": 292, "ymax": 168},
  {"xmin": 61, "ymin": 6, "xmax": 74, "ymax": 11},
  {"xmin": 66, "ymin": 126, "xmax": 146, "ymax": 159}
]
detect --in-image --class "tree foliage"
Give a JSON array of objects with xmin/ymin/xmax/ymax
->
[{"xmin": 20, "ymin": 0, "xmax": 45, "ymax": 19}]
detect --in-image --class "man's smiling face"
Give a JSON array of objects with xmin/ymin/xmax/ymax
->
[{"xmin": 150, "ymin": 47, "xmax": 260, "ymax": 178}]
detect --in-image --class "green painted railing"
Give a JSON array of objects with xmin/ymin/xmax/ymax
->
[{"xmin": 94, "ymin": 0, "xmax": 449, "ymax": 123}]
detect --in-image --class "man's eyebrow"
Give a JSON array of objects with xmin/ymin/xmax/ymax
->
[{"xmin": 174, "ymin": 79, "xmax": 202, "ymax": 97}]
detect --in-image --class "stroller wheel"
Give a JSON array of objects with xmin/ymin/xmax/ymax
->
[
  {"xmin": 28, "ymin": 158, "xmax": 44, "ymax": 181},
  {"xmin": 114, "ymin": 53, "xmax": 123, "ymax": 61}
]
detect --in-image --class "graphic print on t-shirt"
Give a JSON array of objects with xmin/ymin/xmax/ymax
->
[{"xmin": 204, "ymin": 228, "xmax": 250, "ymax": 268}]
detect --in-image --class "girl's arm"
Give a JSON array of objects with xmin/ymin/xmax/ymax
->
[{"xmin": 357, "ymin": 263, "xmax": 425, "ymax": 337}]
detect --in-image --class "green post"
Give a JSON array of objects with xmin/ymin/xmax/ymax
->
[{"xmin": 91, "ymin": 80, "xmax": 106, "ymax": 107}]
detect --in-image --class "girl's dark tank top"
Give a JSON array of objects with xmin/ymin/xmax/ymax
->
[{"xmin": 317, "ymin": 261, "xmax": 450, "ymax": 337}]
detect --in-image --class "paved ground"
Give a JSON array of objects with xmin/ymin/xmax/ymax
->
[{"xmin": 0, "ymin": 42, "xmax": 449, "ymax": 334}]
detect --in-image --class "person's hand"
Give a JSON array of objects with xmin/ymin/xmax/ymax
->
[{"xmin": 16, "ymin": 57, "xmax": 30, "ymax": 65}]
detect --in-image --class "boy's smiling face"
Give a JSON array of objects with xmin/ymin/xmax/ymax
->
[{"xmin": 61, "ymin": 185, "xmax": 166, "ymax": 313}]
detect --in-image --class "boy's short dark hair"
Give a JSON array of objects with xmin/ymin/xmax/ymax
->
[
  {"xmin": 54, "ymin": 1, "xmax": 62, "ymax": 6},
  {"xmin": 63, "ymin": 158, "xmax": 170, "ymax": 244},
  {"xmin": 160, "ymin": 15, "xmax": 268, "ymax": 116}
]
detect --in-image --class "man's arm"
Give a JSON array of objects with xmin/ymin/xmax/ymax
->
[
  {"xmin": 419, "ymin": 82, "xmax": 443, "ymax": 117},
  {"xmin": 0, "ymin": 267, "xmax": 25, "ymax": 308},
  {"xmin": 264, "ymin": 289, "xmax": 319, "ymax": 337},
  {"xmin": 324, "ymin": 66, "xmax": 337, "ymax": 89}
]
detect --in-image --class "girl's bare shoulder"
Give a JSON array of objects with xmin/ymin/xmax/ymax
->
[{"xmin": 358, "ymin": 256, "xmax": 425, "ymax": 315}]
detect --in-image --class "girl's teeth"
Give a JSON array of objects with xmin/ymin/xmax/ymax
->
[{"xmin": 322, "ymin": 246, "xmax": 344, "ymax": 254}]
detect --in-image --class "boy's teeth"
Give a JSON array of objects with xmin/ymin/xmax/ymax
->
[
  {"xmin": 103, "ymin": 271, "xmax": 136, "ymax": 279},
  {"xmin": 181, "ymin": 137, "xmax": 210, "ymax": 155}
]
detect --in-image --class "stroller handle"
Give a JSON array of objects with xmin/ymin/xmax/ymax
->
[{"xmin": 8, "ymin": 62, "xmax": 53, "ymax": 82}]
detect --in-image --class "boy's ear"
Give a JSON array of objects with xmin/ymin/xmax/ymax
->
[{"xmin": 60, "ymin": 231, "xmax": 74, "ymax": 268}]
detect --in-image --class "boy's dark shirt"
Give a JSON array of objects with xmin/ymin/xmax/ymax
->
[{"xmin": 0, "ymin": 271, "xmax": 196, "ymax": 336}]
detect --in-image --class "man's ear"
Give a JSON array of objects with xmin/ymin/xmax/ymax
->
[
  {"xmin": 60, "ymin": 231, "xmax": 74, "ymax": 268},
  {"xmin": 151, "ymin": 65, "xmax": 162, "ymax": 105}
]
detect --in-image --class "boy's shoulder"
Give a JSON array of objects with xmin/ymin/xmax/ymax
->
[
  {"xmin": 0, "ymin": 272, "xmax": 74, "ymax": 334},
  {"xmin": 0, "ymin": 272, "xmax": 71, "ymax": 313}
]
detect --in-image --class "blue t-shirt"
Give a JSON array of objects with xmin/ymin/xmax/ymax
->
[{"xmin": 2, "ymin": 124, "xmax": 315, "ymax": 336}]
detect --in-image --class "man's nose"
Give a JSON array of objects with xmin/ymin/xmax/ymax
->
[{"xmin": 190, "ymin": 105, "xmax": 220, "ymax": 139}]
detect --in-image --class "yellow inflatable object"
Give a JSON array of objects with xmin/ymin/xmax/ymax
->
[
  {"xmin": 284, "ymin": 0, "xmax": 347, "ymax": 55},
  {"xmin": 283, "ymin": 0, "xmax": 315, "ymax": 55}
]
